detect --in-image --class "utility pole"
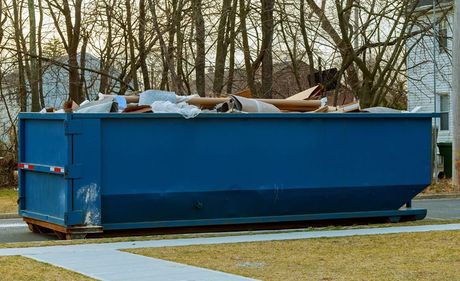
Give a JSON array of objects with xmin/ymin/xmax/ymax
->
[
  {"xmin": 432, "ymin": 0, "xmax": 438, "ymax": 182},
  {"xmin": 453, "ymin": 0, "xmax": 460, "ymax": 186}
]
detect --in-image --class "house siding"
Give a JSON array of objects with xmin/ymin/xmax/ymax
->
[{"xmin": 407, "ymin": 12, "xmax": 453, "ymax": 143}]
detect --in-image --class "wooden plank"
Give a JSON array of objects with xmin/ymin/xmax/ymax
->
[{"xmin": 23, "ymin": 217, "xmax": 103, "ymax": 237}]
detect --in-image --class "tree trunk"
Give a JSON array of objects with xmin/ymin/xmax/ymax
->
[
  {"xmin": 239, "ymin": 0, "xmax": 257, "ymax": 96},
  {"xmin": 125, "ymin": 0, "xmax": 139, "ymax": 91},
  {"xmin": 99, "ymin": 1, "xmax": 113, "ymax": 94},
  {"xmin": 226, "ymin": 0, "xmax": 238, "ymax": 95},
  {"xmin": 79, "ymin": 33, "xmax": 89, "ymax": 100},
  {"xmin": 212, "ymin": 0, "xmax": 232, "ymax": 96},
  {"xmin": 193, "ymin": 0, "xmax": 206, "ymax": 97},
  {"xmin": 176, "ymin": 22, "xmax": 185, "ymax": 93},
  {"xmin": 260, "ymin": 0, "xmax": 274, "ymax": 98},
  {"xmin": 37, "ymin": 0, "xmax": 45, "ymax": 108},
  {"xmin": 139, "ymin": 0, "xmax": 151, "ymax": 90},
  {"xmin": 12, "ymin": 0, "xmax": 27, "ymax": 111},
  {"xmin": 27, "ymin": 0, "xmax": 40, "ymax": 111},
  {"xmin": 299, "ymin": 0, "xmax": 316, "ymax": 87}
]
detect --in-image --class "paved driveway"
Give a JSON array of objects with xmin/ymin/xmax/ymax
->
[{"xmin": 413, "ymin": 198, "xmax": 460, "ymax": 220}]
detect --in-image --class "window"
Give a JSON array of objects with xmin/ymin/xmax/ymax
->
[
  {"xmin": 438, "ymin": 18, "xmax": 448, "ymax": 53},
  {"xmin": 438, "ymin": 94, "xmax": 449, "ymax": 131}
]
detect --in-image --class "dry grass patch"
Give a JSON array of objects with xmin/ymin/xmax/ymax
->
[
  {"xmin": 422, "ymin": 179, "xmax": 460, "ymax": 194},
  {"xmin": 129, "ymin": 230, "xmax": 460, "ymax": 281},
  {"xmin": 0, "ymin": 256, "xmax": 94, "ymax": 281},
  {"xmin": 0, "ymin": 188, "xmax": 17, "ymax": 213}
]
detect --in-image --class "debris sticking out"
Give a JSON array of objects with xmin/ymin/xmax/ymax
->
[
  {"xmin": 139, "ymin": 90, "xmax": 176, "ymax": 105},
  {"xmin": 122, "ymin": 105, "xmax": 153, "ymax": 113},
  {"xmin": 339, "ymin": 101, "xmax": 360, "ymax": 113},
  {"xmin": 38, "ymin": 85, "xmax": 415, "ymax": 117},
  {"xmin": 150, "ymin": 100, "xmax": 201, "ymax": 119},
  {"xmin": 286, "ymin": 85, "xmax": 323, "ymax": 101},
  {"xmin": 216, "ymin": 95, "xmax": 280, "ymax": 113},
  {"xmin": 75, "ymin": 98, "xmax": 118, "ymax": 113},
  {"xmin": 63, "ymin": 100, "xmax": 79, "ymax": 113},
  {"xmin": 363, "ymin": 107, "xmax": 402, "ymax": 113}
]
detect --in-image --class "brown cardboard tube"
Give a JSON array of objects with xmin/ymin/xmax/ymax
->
[
  {"xmin": 187, "ymin": 97, "xmax": 321, "ymax": 111},
  {"xmin": 103, "ymin": 95, "xmax": 321, "ymax": 111}
]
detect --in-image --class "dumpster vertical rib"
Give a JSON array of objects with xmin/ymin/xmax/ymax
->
[
  {"xmin": 18, "ymin": 118, "xmax": 25, "ymax": 211},
  {"xmin": 65, "ymin": 114, "xmax": 74, "ymax": 225}
]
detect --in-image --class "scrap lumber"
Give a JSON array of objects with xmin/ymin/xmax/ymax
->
[{"xmin": 286, "ymin": 85, "xmax": 324, "ymax": 101}]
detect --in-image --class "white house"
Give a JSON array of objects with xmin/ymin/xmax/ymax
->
[{"xmin": 407, "ymin": 0, "xmax": 453, "ymax": 143}]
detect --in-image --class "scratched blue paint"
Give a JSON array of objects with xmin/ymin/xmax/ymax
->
[{"xmin": 18, "ymin": 113, "xmax": 435, "ymax": 231}]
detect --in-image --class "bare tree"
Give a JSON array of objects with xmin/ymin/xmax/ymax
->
[
  {"xmin": 46, "ymin": 0, "xmax": 84, "ymax": 103},
  {"xmin": 10, "ymin": 0, "xmax": 27, "ymax": 111}
]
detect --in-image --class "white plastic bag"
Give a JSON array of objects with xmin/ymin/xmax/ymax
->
[
  {"xmin": 139, "ymin": 90, "xmax": 176, "ymax": 105},
  {"xmin": 151, "ymin": 101, "xmax": 201, "ymax": 119}
]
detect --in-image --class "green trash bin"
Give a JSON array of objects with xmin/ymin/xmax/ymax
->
[{"xmin": 438, "ymin": 142, "xmax": 452, "ymax": 178}]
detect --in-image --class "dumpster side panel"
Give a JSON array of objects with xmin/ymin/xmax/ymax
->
[
  {"xmin": 69, "ymin": 115, "xmax": 432, "ymax": 229},
  {"xmin": 23, "ymin": 119, "xmax": 68, "ymax": 166},
  {"xmin": 19, "ymin": 116, "xmax": 70, "ymax": 225}
]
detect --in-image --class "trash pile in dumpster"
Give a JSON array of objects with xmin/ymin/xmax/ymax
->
[{"xmin": 40, "ymin": 84, "xmax": 417, "ymax": 118}]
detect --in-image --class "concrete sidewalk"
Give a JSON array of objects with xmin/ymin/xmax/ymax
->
[
  {"xmin": 25, "ymin": 250, "xmax": 255, "ymax": 281},
  {"xmin": 2, "ymin": 223, "xmax": 460, "ymax": 281}
]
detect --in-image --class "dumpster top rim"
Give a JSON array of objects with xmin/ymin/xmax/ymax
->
[{"xmin": 19, "ymin": 112, "xmax": 439, "ymax": 120}]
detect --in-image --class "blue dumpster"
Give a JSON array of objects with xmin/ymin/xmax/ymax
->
[{"xmin": 18, "ymin": 113, "xmax": 433, "ymax": 238}]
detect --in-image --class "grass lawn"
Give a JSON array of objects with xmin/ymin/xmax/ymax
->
[
  {"xmin": 0, "ymin": 188, "xmax": 17, "ymax": 214},
  {"xmin": 129, "ymin": 230, "xmax": 460, "ymax": 281},
  {"xmin": 0, "ymin": 256, "xmax": 94, "ymax": 281}
]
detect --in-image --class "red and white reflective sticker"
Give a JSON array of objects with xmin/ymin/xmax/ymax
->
[
  {"xmin": 18, "ymin": 163, "xmax": 34, "ymax": 170},
  {"xmin": 50, "ymin": 166, "xmax": 65, "ymax": 173}
]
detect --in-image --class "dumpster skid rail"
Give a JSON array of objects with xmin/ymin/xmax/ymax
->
[{"xmin": 18, "ymin": 113, "xmax": 434, "ymax": 239}]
